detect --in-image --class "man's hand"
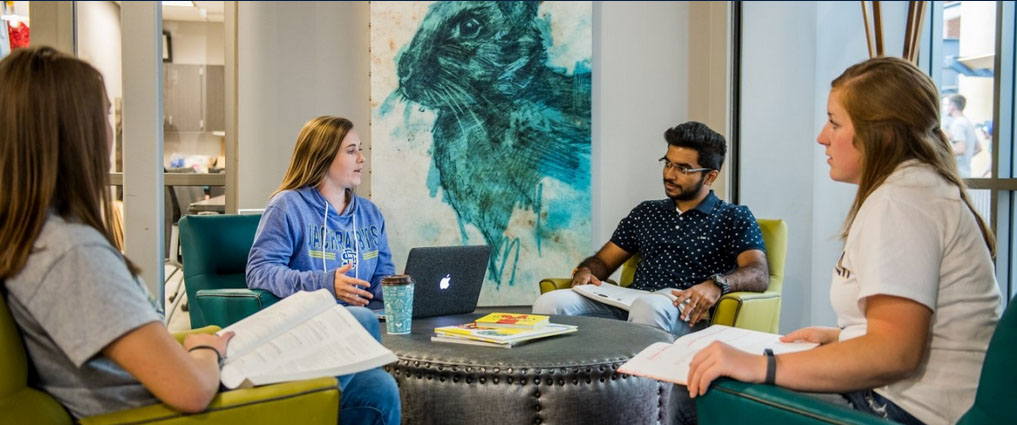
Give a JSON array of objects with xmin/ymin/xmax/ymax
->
[
  {"xmin": 671, "ymin": 280, "xmax": 722, "ymax": 325},
  {"xmin": 570, "ymin": 267, "xmax": 603, "ymax": 287},
  {"xmin": 333, "ymin": 263, "xmax": 373, "ymax": 306}
]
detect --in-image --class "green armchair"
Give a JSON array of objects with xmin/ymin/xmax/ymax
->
[
  {"xmin": 178, "ymin": 214, "xmax": 279, "ymax": 328},
  {"xmin": 696, "ymin": 298, "xmax": 1017, "ymax": 425},
  {"xmin": 538, "ymin": 218, "xmax": 787, "ymax": 333},
  {"xmin": 0, "ymin": 291, "xmax": 339, "ymax": 425}
]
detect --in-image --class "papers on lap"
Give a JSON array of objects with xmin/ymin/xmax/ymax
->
[
  {"xmin": 216, "ymin": 289, "xmax": 397, "ymax": 389},
  {"xmin": 572, "ymin": 284, "xmax": 689, "ymax": 314},
  {"xmin": 618, "ymin": 325, "xmax": 818, "ymax": 385}
]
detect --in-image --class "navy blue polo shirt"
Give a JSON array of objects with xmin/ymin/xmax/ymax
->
[{"xmin": 609, "ymin": 191, "xmax": 765, "ymax": 291}]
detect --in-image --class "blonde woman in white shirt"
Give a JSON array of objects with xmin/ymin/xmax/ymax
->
[{"xmin": 685, "ymin": 57, "xmax": 1002, "ymax": 425}]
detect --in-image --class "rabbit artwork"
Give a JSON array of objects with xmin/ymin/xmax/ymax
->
[{"xmin": 393, "ymin": 1, "xmax": 591, "ymax": 286}]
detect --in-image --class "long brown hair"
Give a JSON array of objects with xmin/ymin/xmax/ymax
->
[
  {"xmin": 271, "ymin": 116, "xmax": 354, "ymax": 199},
  {"xmin": 832, "ymin": 56, "xmax": 994, "ymax": 256},
  {"xmin": 0, "ymin": 46, "xmax": 139, "ymax": 279}
]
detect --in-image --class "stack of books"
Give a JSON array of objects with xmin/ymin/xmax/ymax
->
[{"xmin": 431, "ymin": 313, "xmax": 577, "ymax": 348}]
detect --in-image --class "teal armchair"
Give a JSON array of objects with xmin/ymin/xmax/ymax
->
[
  {"xmin": 179, "ymin": 214, "xmax": 279, "ymax": 328},
  {"xmin": 697, "ymin": 298, "xmax": 1017, "ymax": 425}
]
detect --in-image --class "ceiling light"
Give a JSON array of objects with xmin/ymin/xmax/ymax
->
[{"xmin": 163, "ymin": 1, "xmax": 195, "ymax": 7}]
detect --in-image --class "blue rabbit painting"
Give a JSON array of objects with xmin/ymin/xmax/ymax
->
[{"xmin": 377, "ymin": 1, "xmax": 591, "ymax": 290}]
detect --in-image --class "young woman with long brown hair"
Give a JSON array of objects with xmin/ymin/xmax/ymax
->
[
  {"xmin": 245, "ymin": 116, "xmax": 399, "ymax": 425},
  {"xmin": 0, "ymin": 47, "xmax": 233, "ymax": 418},
  {"xmin": 685, "ymin": 57, "xmax": 1002, "ymax": 425}
]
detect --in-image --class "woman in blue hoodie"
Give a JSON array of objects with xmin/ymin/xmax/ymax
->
[{"xmin": 246, "ymin": 116, "xmax": 399, "ymax": 425}]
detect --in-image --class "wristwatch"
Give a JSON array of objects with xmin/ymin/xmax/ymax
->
[{"xmin": 709, "ymin": 273, "xmax": 731, "ymax": 295}]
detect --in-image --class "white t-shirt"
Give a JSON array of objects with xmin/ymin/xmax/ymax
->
[
  {"xmin": 830, "ymin": 161, "xmax": 1002, "ymax": 425},
  {"xmin": 947, "ymin": 116, "xmax": 978, "ymax": 177}
]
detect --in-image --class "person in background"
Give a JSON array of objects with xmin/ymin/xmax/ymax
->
[
  {"xmin": 686, "ymin": 57, "xmax": 1002, "ymax": 425},
  {"xmin": 246, "ymin": 116, "xmax": 400, "ymax": 425},
  {"xmin": 532, "ymin": 121, "xmax": 769, "ymax": 336},
  {"xmin": 943, "ymin": 93, "xmax": 980, "ymax": 177},
  {"xmin": 0, "ymin": 46, "xmax": 232, "ymax": 418}
]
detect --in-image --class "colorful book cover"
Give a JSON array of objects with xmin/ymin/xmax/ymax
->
[
  {"xmin": 474, "ymin": 312, "xmax": 549, "ymax": 329},
  {"xmin": 434, "ymin": 322, "xmax": 576, "ymax": 345}
]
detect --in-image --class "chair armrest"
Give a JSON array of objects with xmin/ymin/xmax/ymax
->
[
  {"xmin": 80, "ymin": 376, "xmax": 340, "ymax": 425},
  {"xmin": 712, "ymin": 290, "xmax": 781, "ymax": 333},
  {"xmin": 171, "ymin": 326, "xmax": 221, "ymax": 344},
  {"xmin": 697, "ymin": 379, "xmax": 893, "ymax": 425},
  {"xmin": 538, "ymin": 278, "xmax": 572, "ymax": 294},
  {"xmin": 194, "ymin": 289, "xmax": 280, "ymax": 328}
]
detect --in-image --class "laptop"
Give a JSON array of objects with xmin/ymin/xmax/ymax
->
[{"xmin": 373, "ymin": 245, "xmax": 491, "ymax": 319}]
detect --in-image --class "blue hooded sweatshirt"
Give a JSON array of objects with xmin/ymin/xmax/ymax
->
[{"xmin": 246, "ymin": 186, "xmax": 395, "ymax": 306}]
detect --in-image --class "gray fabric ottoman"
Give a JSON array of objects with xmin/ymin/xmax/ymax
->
[{"xmin": 381, "ymin": 314, "xmax": 677, "ymax": 425}]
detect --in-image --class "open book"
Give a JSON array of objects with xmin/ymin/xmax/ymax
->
[
  {"xmin": 215, "ymin": 289, "xmax": 397, "ymax": 389},
  {"xmin": 618, "ymin": 325, "xmax": 818, "ymax": 385},
  {"xmin": 573, "ymin": 284, "xmax": 689, "ymax": 314}
]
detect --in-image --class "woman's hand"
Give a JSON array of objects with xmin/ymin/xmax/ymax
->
[
  {"xmin": 686, "ymin": 341, "xmax": 767, "ymax": 398},
  {"xmin": 333, "ymin": 263, "xmax": 373, "ymax": 306},
  {"xmin": 780, "ymin": 326, "xmax": 840, "ymax": 345},
  {"xmin": 182, "ymin": 331, "xmax": 235, "ymax": 359}
]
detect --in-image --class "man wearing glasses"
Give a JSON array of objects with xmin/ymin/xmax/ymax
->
[{"xmin": 532, "ymin": 121, "xmax": 769, "ymax": 336}]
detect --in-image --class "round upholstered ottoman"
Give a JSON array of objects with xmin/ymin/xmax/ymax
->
[{"xmin": 381, "ymin": 314, "xmax": 677, "ymax": 425}]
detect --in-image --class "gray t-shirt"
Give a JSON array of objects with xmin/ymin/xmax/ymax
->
[{"xmin": 4, "ymin": 215, "xmax": 161, "ymax": 418}]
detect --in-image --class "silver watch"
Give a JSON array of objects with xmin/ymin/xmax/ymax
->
[{"xmin": 710, "ymin": 273, "xmax": 731, "ymax": 295}]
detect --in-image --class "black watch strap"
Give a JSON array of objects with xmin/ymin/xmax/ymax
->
[{"xmin": 764, "ymin": 348, "xmax": 776, "ymax": 385}]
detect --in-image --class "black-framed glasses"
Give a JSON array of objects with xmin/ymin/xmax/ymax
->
[{"xmin": 659, "ymin": 158, "xmax": 712, "ymax": 175}]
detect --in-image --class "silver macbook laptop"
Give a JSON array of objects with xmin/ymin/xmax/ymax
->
[{"xmin": 376, "ymin": 245, "xmax": 489, "ymax": 319}]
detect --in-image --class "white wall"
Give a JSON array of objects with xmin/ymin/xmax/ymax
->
[
  {"xmin": 236, "ymin": 1, "xmax": 691, "ymax": 272},
  {"xmin": 740, "ymin": 1, "xmax": 912, "ymax": 331},
  {"xmin": 237, "ymin": 1, "xmax": 370, "ymax": 208},
  {"xmin": 593, "ymin": 1, "xmax": 689, "ymax": 253},
  {"xmin": 163, "ymin": 20, "xmax": 225, "ymax": 66},
  {"xmin": 740, "ymin": 1, "xmax": 818, "ymax": 332},
  {"xmin": 76, "ymin": 1, "xmax": 122, "ymax": 124}
]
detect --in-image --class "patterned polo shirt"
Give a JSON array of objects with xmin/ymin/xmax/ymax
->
[{"xmin": 609, "ymin": 191, "xmax": 766, "ymax": 291}]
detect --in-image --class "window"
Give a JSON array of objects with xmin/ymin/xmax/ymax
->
[{"xmin": 927, "ymin": 1, "xmax": 1017, "ymax": 299}]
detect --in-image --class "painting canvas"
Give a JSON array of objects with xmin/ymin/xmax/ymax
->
[{"xmin": 371, "ymin": 1, "xmax": 592, "ymax": 305}]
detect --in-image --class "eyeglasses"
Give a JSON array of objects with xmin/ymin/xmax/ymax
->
[{"xmin": 659, "ymin": 158, "xmax": 712, "ymax": 175}]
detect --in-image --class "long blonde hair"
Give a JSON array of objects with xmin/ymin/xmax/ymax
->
[
  {"xmin": 271, "ymin": 116, "xmax": 355, "ymax": 200},
  {"xmin": 0, "ymin": 47, "xmax": 139, "ymax": 278},
  {"xmin": 833, "ymin": 56, "xmax": 994, "ymax": 256}
]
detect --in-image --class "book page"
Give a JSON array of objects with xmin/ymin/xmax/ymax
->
[
  {"xmin": 217, "ymin": 289, "xmax": 336, "ymax": 360},
  {"xmin": 220, "ymin": 305, "xmax": 397, "ymax": 389},
  {"xmin": 618, "ymin": 325, "xmax": 817, "ymax": 385}
]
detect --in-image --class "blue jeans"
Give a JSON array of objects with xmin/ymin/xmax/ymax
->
[
  {"xmin": 532, "ymin": 289, "xmax": 708, "ymax": 336},
  {"xmin": 337, "ymin": 307, "xmax": 400, "ymax": 425},
  {"xmin": 842, "ymin": 390, "xmax": 926, "ymax": 425}
]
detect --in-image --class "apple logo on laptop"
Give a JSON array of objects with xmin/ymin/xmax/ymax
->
[{"xmin": 439, "ymin": 274, "xmax": 451, "ymax": 290}]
